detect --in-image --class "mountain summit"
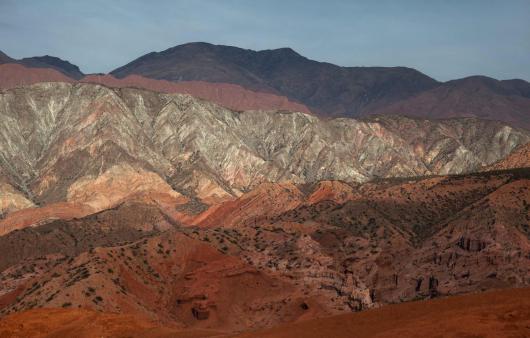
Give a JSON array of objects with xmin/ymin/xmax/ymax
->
[
  {"xmin": 19, "ymin": 55, "xmax": 84, "ymax": 79},
  {"xmin": 0, "ymin": 51, "xmax": 84, "ymax": 79},
  {"xmin": 0, "ymin": 50, "xmax": 14, "ymax": 63},
  {"xmin": 110, "ymin": 42, "xmax": 439, "ymax": 117},
  {"xmin": 2, "ymin": 43, "xmax": 530, "ymax": 129}
]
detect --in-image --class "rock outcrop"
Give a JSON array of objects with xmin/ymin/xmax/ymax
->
[
  {"xmin": 482, "ymin": 142, "xmax": 530, "ymax": 171},
  {"xmin": 1, "ymin": 82, "xmax": 528, "ymax": 218}
]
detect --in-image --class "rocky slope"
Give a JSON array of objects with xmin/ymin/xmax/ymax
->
[
  {"xmin": 1, "ymin": 82, "xmax": 528, "ymax": 220},
  {"xmin": 0, "ymin": 169, "xmax": 529, "ymax": 333},
  {"xmin": 0, "ymin": 178, "xmax": 34, "ymax": 217},
  {"xmin": 236, "ymin": 287, "xmax": 530, "ymax": 338},
  {"xmin": 191, "ymin": 168, "xmax": 530, "ymax": 306},
  {"xmin": 482, "ymin": 142, "xmax": 530, "ymax": 171}
]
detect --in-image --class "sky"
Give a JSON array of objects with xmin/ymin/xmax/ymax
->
[{"xmin": 0, "ymin": 0, "xmax": 529, "ymax": 81}]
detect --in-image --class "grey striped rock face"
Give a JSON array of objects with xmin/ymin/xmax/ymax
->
[{"xmin": 0, "ymin": 82, "xmax": 528, "ymax": 208}]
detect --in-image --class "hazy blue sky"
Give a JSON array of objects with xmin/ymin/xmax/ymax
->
[{"xmin": 1, "ymin": 0, "xmax": 529, "ymax": 81}]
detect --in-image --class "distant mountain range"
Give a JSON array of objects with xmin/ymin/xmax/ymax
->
[
  {"xmin": 374, "ymin": 75, "xmax": 530, "ymax": 129},
  {"xmin": 0, "ymin": 52, "xmax": 83, "ymax": 79},
  {"xmin": 110, "ymin": 42, "xmax": 439, "ymax": 118},
  {"xmin": 1, "ymin": 42, "xmax": 530, "ymax": 129}
]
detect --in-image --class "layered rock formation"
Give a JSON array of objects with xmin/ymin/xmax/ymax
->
[
  {"xmin": 483, "ymin": 142, "xmax": 530, "ymax": 171},
  {"xmin": 0, "ymin": 179, "xmax": 34, "ymax": 217},
  {"xmin": 3, "ymin": 44, "xmax": 530, "ymax": 129},
  {"xmin": 1, "ymin": 82, "xmax": 528, "ymax": 218},
  {"xmin": 0, "ymin": 63, "xmax": 311, "ymax": 113}
]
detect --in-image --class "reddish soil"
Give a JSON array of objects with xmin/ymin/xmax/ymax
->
[
  {"xmin": 0, "ymin": 64, "xmax": 73, "ymax": 89},
  {"xmin": 1, "ymin": 287, "xmax": 528, "ymax": 337},
  {"xmin": 81, "ymin": 74, "xmax": 311, "ymax": 113},
  {"xmin": 0, "ymin": 202, "xmax": 94, "ymax": 236},
  {"xmin": 0, "ymin": 190, "xmax": 191, "ymax": 237},
  {"xmin": 305, "ymin": 181, "xmax": 360, "ymax": 205},
  {"xmin": 235, "ymin": 287, "xmax": 530, "ymax": 338},
  {"xmin": 0, "ymin": 308, "xmax": 222, "ymax": 338},
  {"xmin": 0, "ymin": 64, "xmax": 311, "ymax": 114},
  {"xmin": 194, "ymin": 182, "xmax": 305, "ymax": 228}
]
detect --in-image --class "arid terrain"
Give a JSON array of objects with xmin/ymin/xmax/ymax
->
[
  {"xmin": 0, "ymin": 157, "xmax": 529, "ymax": 334},
  {"xmin": 1, "ymin": 41, "xmax": 530, "ymax": 337},
  {"xmin": 1, "ymin": 285, "xmax": 529, "ymax": 337}
]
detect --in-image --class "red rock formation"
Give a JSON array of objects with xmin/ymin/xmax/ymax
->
[
  {"xmin": 0, "ymin": 63, "xmax": 74, "ymax": 89},
  {"xmin": 306, "ymin": 181, "xmax": 360, "ymax": 205},
  {"xmin": 0, "ymin": 64, "xmax": 311, "ymax": 113},
  {"xmin": 81, "ymin": 74, "xmax": 311, "ymax": 113},
  {"xmin": 0, "ymin": 202, "xmax": 94, "ymax": 236},
  {"xmin": 195, "ymin": 182, "xmax": 305, "ymax": 228},
  {"xmin": 1, "ymin": 169, "xmax": 529, "ymax": 334}
]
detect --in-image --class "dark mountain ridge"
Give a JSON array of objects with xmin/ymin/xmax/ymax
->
[
  {"xmin": 110, "ymin": 42, "xmax": 440, "ymax": 117},
  {"xmin": 374, "ymin": 75, "xmax": 530, "ymax": 129},
  {"xmin": 0, "ymin": 51, "xmax": 14, "ymax": 63},
  {"xmin": 0, "ymin": 50, "xmax": 84, "ymax": 79},
  {"xmin": 2, "ymin": 43, "xmax": 530, "ymax": 129},
  {"xmin": 109, "ymin": 42, "xmax": 530, "ymax": 128},
  {"xmin": 18, "ymin": 55, "xmax": 84, "ymax": 79}
]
